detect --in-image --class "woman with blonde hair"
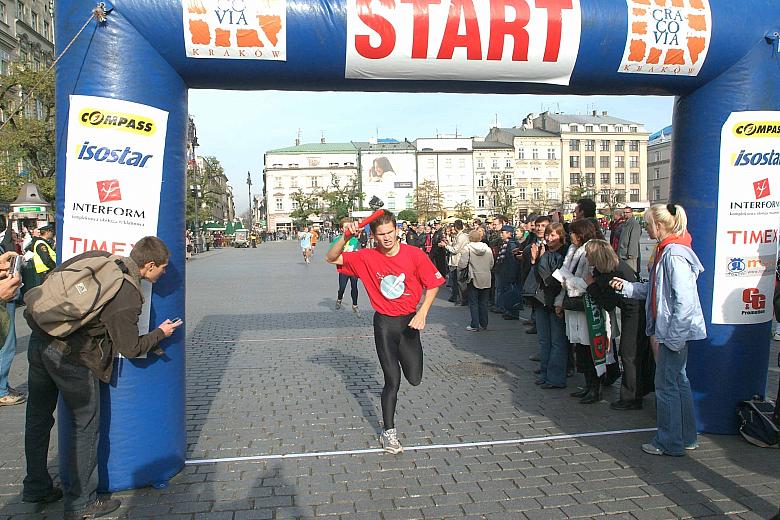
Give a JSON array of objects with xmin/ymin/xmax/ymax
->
[
  {"xmin": 611, "ymin": 203, "xmax": 706, "ymax": 456},
  {"xmin": 464, "ymin": 230, "xmax": 494, "ymax": 331}
]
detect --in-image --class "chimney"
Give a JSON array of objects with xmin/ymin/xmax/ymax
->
[
  {"xmin": 295, "ymin": 137, "xmax": 300, "ymax": 146},
  {"xmin": 321, "ymin": 131, "xmax": 325, "ymax": 144},
  {"xmin": 602, "ymin": 110, "xmax": 608, "ymax": 116},
  {"xmin": 592, "ymin": 110, "xmax": 597, "ymax": 116}
]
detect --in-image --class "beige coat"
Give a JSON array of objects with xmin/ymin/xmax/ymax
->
[{"xmin": 465, "ymin": 242, "xmax": 494, "ymax": 289}]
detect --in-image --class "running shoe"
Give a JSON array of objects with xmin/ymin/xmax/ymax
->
[
  {"xmin": 773, "ymin": 332, "xmax": 780, "ymax": 341},
  {"xmin": 0, "ymin": 393, "xmax": 26, "ymax": 406},
  {"xmin": 352, "ymin": 305, "xmax": 359, "ymax": 316},
  {"xmin": 380, "ymin": 428, "xmax": 403, "ymax": 454},
  {"xmin": 335, "ymin": 300, "xmax": 342, "ymax": 310},
  {"xmin": 465, "ymin": 326, "xmax": 479, "ymax": 332}
]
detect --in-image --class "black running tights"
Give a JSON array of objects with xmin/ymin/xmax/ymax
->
[
  {"xmin": 337, "ymin": 273, "xmax": 359, "ymax": 306},
  {"xmin": 373, "ymin": 312, "xmax": 423, "ymax": 430}
]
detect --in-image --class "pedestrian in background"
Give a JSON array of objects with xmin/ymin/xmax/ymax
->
[
  {"xmin": 0, "ymin": 251, "xmax": 23, "ymax": 406},
  {"xmin": 464, "ymin": 230, "xmax": 493, "ymax": 332},
  {"xmin": 618, "ymin": 207, "xmax": 642, "ymax": 274},
  {"xmin": 611, "ymin": 203, "xmax": 706, "ymax": 456}
]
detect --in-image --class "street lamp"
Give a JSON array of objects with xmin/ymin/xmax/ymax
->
[
  {"xmin": 189, "ymin": 183, "xmax": 202, "ymax": 252},
  {"xmin": 247, "ymin": 171, "xmax": 253, "ymax": 230}
]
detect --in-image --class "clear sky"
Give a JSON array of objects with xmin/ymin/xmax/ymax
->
[{"xmin": 188, "ymin": 90, "xmax": 675, "ymax": 215}]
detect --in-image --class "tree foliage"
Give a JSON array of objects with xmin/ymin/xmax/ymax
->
[
  {"xmin": 319, "ymin": 174, "xmax": 363, "ymax": 224},
  {"xmin": 289, "ymin": 188, "xmax": 321, "ymax": 226},
  {"xmin": 414, "ymin": 179, "xmax": 444, "ymax": 223},
  {"xmin": 453, "ymin": 200, "xmax": 474, "ymax": 220},
  {"xmin": 187, "ymin": 156, "xmax": 229, "ymax": 227},
  {"xmin": 397, "ymin": 209, "xmax": 418, "ymax": 222},
  {"xmin": 487, "ymin": 182, "xmax": 515, "ymax": 218},
  {"xmin": 0, "ymin": 62, "xmax": 56, "ymax": 202}
]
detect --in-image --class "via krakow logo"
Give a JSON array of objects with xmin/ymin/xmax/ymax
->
[{"xmin": 214, "ymin": 0, "xmax": 247, "ymax": 24}]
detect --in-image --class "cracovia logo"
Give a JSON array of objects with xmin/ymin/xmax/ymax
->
[
  {"xmin": 733, "ymin": 122, "xmax": 780, "ymax": 138},
  {"xmin": 76, "ymin": 141, "xmax": 153, "ymax": 168},
  {"xmin": 732, "ymin": 150, "xmax": 780, "ymax": 166},
  {"xmin": 79, "ymin": 109, "xmax": 156, "ymax": 135}
]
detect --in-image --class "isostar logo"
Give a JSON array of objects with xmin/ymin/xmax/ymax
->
[
  {"xmin": 76, "ymin": 141, "xmax": 154, "ymax": 168},
  {"xmin": 733, "ymin": 122, "xmax": 780, "ymax": 138},
  {"xmin": 753, "ymin": 179, "xmax": 770, "ymax": 200},
  {"xmin": 79, "ymin": 109, "xmax": 156, "ymax": 135},
  {"xmin": 97, "ymin": 180, "xmax": 122, "ymax": 203},
  {"xmin": 732, "ymin": 150, "xmax": 780, "ymax": 167},
  {"xmin": 741, "ymin": 288, "xmax": 766, "ymax": 316},
  {"xmin": 619, "ymin": 0, "xmax": 711, "ymax": 77}
]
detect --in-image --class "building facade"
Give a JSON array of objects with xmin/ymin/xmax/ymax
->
[
  {"xmin": 533, "ymin": 111, "xmax": 650, "ymax": 212},
  {"xmin": 0, "ymin": 0, "xmax": 54, "ymax": 77},
  {"xmin": 263, "ymin": 142, "xmax": 358, "ymax": 232},
  {"xmin": 415, "ymin": 137, "xmax": 474, "ymax": 217},
  {"xmin": 471, "ymin": 139, "xmax": 515, "ymax": 218},
  {"xmin": 647, "ymin": 126, "xmax": 672, "ymax": 204},
  {"xmin": 353, "ymin": 140, "xmax": 416, "ymax": 213}
]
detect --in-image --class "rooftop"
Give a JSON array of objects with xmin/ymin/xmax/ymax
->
[
  {"xmin": 472, "ymin": 140, "xmax": 514, "ymax": 149},
  {"xmin": 266, "ymin": 142, "xmax": 358, "ymax": 154}
]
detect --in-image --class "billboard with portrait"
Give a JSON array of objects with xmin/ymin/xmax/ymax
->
[{"xmin": 361, "ymin": 152, "xmax": 417, "ymax": 213}]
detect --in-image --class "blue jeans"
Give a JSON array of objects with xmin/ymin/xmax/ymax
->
[
  {"xmin": 535, "ymin": 306, "xmax": 568, "ymax": 387},
  {"xmin": 0, "ymin": 301, "xmax": 17, "ymax": 397},
  {"xmin": 652, "ymin": 342, "xmax": 697, "ymax": 455},
  {"xmin": 467, "ymin": 284, "xmax": 489, "ymax": 329},
  {"xmin": 23, "ymin": 332, "xmax": 100, "ymax": 511},
  {"xmin": 495, "ymin": 281, "xmax": 519, "ymax": 317}
]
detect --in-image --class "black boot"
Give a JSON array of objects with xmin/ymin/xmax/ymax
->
[
  {"xmin": 579, "ymin": 374, "xmax": 601, "ymax": 404},
  {"xmin": 570, "ymin": 372, "xmax": 590, "ymax": 398}
]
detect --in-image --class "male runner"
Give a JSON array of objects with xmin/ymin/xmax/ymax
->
[
  {"xmin": 298, "ymin": 226, "xmax": 313, "ymax": 263},
  {"xmin": 325, "ymin": 211, "xmax": 444, "ymax": 454}
]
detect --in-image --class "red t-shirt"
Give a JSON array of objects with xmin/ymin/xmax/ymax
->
[{"xmin": 338, "ymin": 244, "xmax": 445, "ymax": 316}]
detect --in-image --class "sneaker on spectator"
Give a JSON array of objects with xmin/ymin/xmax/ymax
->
[
  {"xmin": 0, "ymin": 393, "xmax": 25, "ymax": 406},
  {"xmin": 774, "ymin": 332, "xmax": 780, "ymax": 341},
  {"xmin": 64, "ymin": 497, "xmax": 121, "ymax": 519},
  {"xmin": 380, "ymin": 428, "xmax": 403, "ymax": 454},
  {"xmin": 466, "ymin": 326, "xmax": 479, "ymax": 332}
]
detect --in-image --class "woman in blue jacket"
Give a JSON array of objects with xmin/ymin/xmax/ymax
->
[{"xmin": 611, "ymin": 203, "xmax": 706, "ymax": 456}]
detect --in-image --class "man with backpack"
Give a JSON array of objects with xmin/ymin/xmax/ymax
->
[{"xmin": 21, "ymin": 236, "xmax": 182, "ymax": 519}]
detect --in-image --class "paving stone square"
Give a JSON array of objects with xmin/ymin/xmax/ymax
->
[{"xmin": 0, "ymin": 241, "xmax": 778, "ymax": 519}]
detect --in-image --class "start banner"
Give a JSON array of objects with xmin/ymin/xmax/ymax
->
[
  {"xmin": 346, "ymin": 0, "xmax": 581, "ymax": 85},
  {"xmin": 62, "ymin": 95, "xmax": 169, "ymax": 331},
  {"xmin": 711, "ymin": 112, "xmax": 780, "ymax": 325}
]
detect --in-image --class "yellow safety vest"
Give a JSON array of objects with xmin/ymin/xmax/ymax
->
[{"xmin": 32, "ymin": 238, "xmax": 55, "ymax": 274}]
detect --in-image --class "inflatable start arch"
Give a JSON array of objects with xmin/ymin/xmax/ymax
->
[{"xmin": 55, "ymin": 0, "xmax": 780, "ymax": 491}]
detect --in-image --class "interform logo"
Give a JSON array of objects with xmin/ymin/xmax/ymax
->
[
  {"xmin": 97, "ymin": 180, "xmax": 122, "ymax": 203},
  {"xmin": 752, "ymin": 178, "xmax": 770, "ymax": 200}
]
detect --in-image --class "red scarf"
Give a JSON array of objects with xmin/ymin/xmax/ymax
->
[{"xmin": 649, "ymin": 231, "xmax": 693, "ymax": 319}]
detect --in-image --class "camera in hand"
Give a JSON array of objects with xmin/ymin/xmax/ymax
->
[{"xmin": 8, "ymin": 256, "xmax": 21, "ymax": 277}]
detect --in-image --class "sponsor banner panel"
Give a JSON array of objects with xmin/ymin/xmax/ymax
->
[
  {"xmin": 345, "ymin": 0, "xmax": 581, "ymax": 85},
  {"xmin": 711, "ymin": 112, "xmax": 780, "ymax": 324},
  {"xmin": 183, "ymin": 0, "xmax": 286, "ymax": 60},
  {"xmin": 619, "ymin": 0, "xmax": 711, "ymax": 76},
  {"xmin": 361, "ymin": 153, "xmax": 417, "ymax": 213},
  {"xmin": 64, "ymin": 95, "xmax": 169, "ymax": 332}
]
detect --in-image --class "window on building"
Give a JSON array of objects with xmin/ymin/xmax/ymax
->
[
  {"xmin": 585, "ymin": 172, "xmax": 595, "ymax": 185},
  {"xmin": 504, "ymin": 174, "xmax": 512, "ymax": 186},
  {"xmin": 653, "ymin": 187, "xmax": 661, "ymax": 201},
  {"xmin": 427, "ymin": 158, "xmax": 435, "ymax": 168},
  {"xmin": 291, "ymin": 201, "xmax": 299, "ymax": 210},
  {"xmin": 629, "ymin": 156, "xmax": 639, "ymax": 168},
  {"xmin": 600, "ymin": 189, "xmax": 610, "ymax": 203},
  {"xmin": 629, "ymin": 140, "xmax": 639, "ymax": 151},
  {"xmin": 570, "ymin": 156, "xmax": 579, "ymax": 168},
  {"xmin": 533, "ymin": 187, "xmax": 542, "ymax": 200},
  {"xmin": 630, "ymin": 126, "xmax": 638, "ymax": 133},
  {"xmin": 477, "ymin": 158, "xmax": 484, "ymax": 169},
  {"xmin": 0, "ymin": 49, "xmax": 9, "ymax": 76},
  {"xmin": 518, "ymin": 148, "xmax": 525, "ymax": 159},
  {"xmin": 492, "ymin": 174, "xmax": 499, "ymax": 187},
  {"xmin": 505, "ymin": 159, "xmax": 512, "ymax": 168},
  {"xmin": 616, "ymin": 191, "xmax": 626, "ymax": 203},
  {"xmin": 570, "ymin": 173, "xmax": 580, "ymax": 185},
  {"xmin": 630, "ymin": 189, "xmax": 640, "ymax": 202},
  {"xmin": 532, "ymin": 148, "xmax": 539, "ymax": 159},
  {"xmin": 31, "ymin": 10, "xmax": 38, "ymax": 32},
  {"xmin": 547, "ymin": 148, "xmax": 556, "ymax": 160},
  {"xmin": 654, "ymin": 151, "xmax": 661, "ymax": 162},
  {"xmin": 600, "ymin": 156, "xmax": 610, "ymax": 168},
  {"xmin": 601, "ymin": 172, "xmax": 610, "ymax": 184},
  {"xmin": 405, "ymin": 194, "xmax": 413, "ymax": 208},
  {"xmin": 506, "ymin": 194, "xmax": 513, "ymax": 205},
  {"xmin": 16, "ymin": 0, "xmax": 23, "ymax": 21},
  {"xmin": 275, "ymin": 198, "xmax": 283, "ymax": 210},
  {"xmin": 445, "ymin": 158, "xmax": 452, "ymax": 167},
  {"xmin": 44, "ymin": 21, "xmax": 50, "ymax": 39},
  {"xmin": 288, "ymin": 162, "xmax": 298, "ymax": 168},
  {"xmin": 311, "ymin": 177, "xmax": 318, "ymax": 187},
  {"xmin": 615, "ymin": 172, "xmax": 625, "ymax": 184},
  {"xmin": 631, "ymin": 172, "xmax": 640, "ymax": 184},
  {"xmin": 290, "ymin": 177, "xmax": 298, "ymax": 187},
  {"xmin": 518, "ymin": 187, "xmax": 526, "ymax": 200},
  {"xmin": 615, "ymin": 156, "xmax": 625, "ymax": 168},
  {"xmin": 477, "ymin": 177, "xmax": 484, "ymax": 187},
  {"xmin": 0, "ymin": 2, "xmax": 6, "ymax": 23},
  {"xmin": 569, "ymin": 140, "xmax": 580, "ymax": 151},
  {"xmin": 329, "ymin": 162, "xmax": 339, "ymax": 167},
  {"xmin": 271, "ymin": 163, "xmax": 282, "ymax": 168},
  {"xmin": 570, "ymin": 125, "xmax": 579, "ymax": 132},
  {"xmin": 585, "ymin": 125, "xmax": 593, "ymax": 132},
  {"xmin": 491, "ymin": 194, "xmax": 498, "ymax": 206},
  {"xmin": 548, "ymin": 188, "xmax": 558, "ymax": 200},
  {"xmin": 274, "ymin": 177, "xmax": 282, "ymax": 188},
  {"xmin": 492, "ymin": 159, "xmax": 499, "ymax": 169},
  {"xmin": 654, "ymin": 168, "xmax": 660, "ymax": 180},
  {"xmin": 615, "ymin": 125, "xmax": 624, "ymax": 132},
  {"xmin": 585, "ymin": 139, "xmax": 595, "ymax": 151},
  {"xmin": 600, "ymin": 125, "xmax": 608, "ymax": 132},
  {"xmin": 600, "ymin": 140, "xmax": 610, "ymax": 152},
  {"xmin": 615, "ymin": 140, "xmax": 625, "ymax": 151},
  {"xmin": 458, "ymin": 158, "xmax": 466, "ymax": 168},
  {"xmin": 584, "ymin": 156, "xmax": 595, "ymax": 168}
]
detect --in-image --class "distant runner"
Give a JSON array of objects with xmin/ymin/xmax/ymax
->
[
  {"xmin": 334, "ymin": 218, "xmax": 361, "ymax": 314},
  {"xmin": 298, "ymin": 227, "xmax": 313, "ymax": 264},
  {"xmin": 326, "ymin": 211, "xmax": 444, "ymax": 454}
]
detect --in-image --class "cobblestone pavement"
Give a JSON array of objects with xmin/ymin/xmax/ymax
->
[{"xmin": 1, "ymin": 241, "xmax": 778, "ymax": 520}]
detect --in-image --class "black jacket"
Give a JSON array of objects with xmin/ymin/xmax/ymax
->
[
  {"xmin": 585, "ymin": 259, "xmax": 640, "ymax": 311},
  {"xmin": 25, "ymin": 251, "xmax": 166, "ymax": 383}
]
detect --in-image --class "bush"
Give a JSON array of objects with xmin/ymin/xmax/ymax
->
[{"xmin": 397, "ymin": 209, "xmax": 418, "ymax": 222}]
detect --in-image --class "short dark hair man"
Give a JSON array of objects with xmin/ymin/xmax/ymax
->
[
  {"xmin": 574, "ymin": 198, "xmax": 605, "ymax": 240},
  {"xmin": 326, "ymin": 212, "xmax": 444, "ymax": 454},
  {"xmin": 22, "ymin": 236, "xmax": 182, "ymax": 519}
]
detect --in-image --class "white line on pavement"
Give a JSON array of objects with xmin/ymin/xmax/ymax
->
[
  {"xmin": 206, "ymin": 335, "xmax": 374, "ymax": 343},
  {"xmin": 185, "ymin": 427, "xmax": 658, "ymax": 465}
]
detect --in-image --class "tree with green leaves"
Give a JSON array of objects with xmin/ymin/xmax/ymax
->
[
  {"xmin": 0, "ymin": 61, "xmax": 56, "ymax": 202},
  {"xmin": 289, "ymin": 188, "xmax": 321, "ymax": 227},
  {"xmin": 453, "ymin": 200, "xmax": 474, "ymax": 220},
  {"xmin": 414, "ymin": 179, "xmax": 444, "ymax": 223},
  {"xmin": 487, "ymin": 182, "xmax": 515, "ymax": 218},
  {"xmin": 397, "ymin": 209, "xmax": 417, "ymax": 222},
  {"xmin": 320, "ymin": 173, "xmax": 363, "ymax": 225},
  {"xmin": 187, "ymin": 156, "xmax": 230, "ymax": 228}
]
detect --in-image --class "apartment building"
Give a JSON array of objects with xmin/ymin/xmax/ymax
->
[
  {"xmin": 263, "ymin": 142, "xmax": 358, "ymax": 231},
  {"xmin": 0, "ymin": 0, "xmax": 54, "ymax": 77},
  {"xmin": 415, "ymin": 137, "xmax": 474, "ymax": 216},
  {"xmin": 485, "ymin": 126, "xmax": 563, "ymax": 219},
  {"xmin": 533, "ymin": 111, "xmax": 649, "ymax": 211},
  {"xmin": 647, "ymin": 125, "xmax": 672, "ymax": 204},
  {"xmin": 471, "ymin": 139, "xmax": 514, "ymax": 217}
]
